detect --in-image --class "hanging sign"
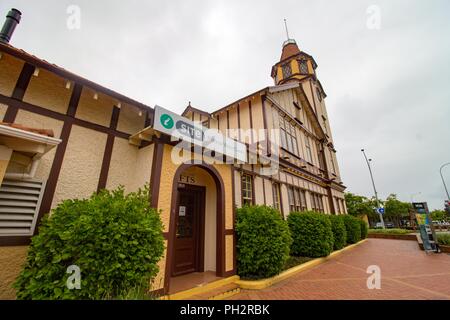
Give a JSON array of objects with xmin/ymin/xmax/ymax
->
[{"xmin": 153, "ymin": 105, "xmax": 247, "ymax": 162}]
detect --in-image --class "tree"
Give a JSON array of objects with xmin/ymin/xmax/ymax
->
[
  {"xmin": 384, "ymin": 194, "xmax": 411, "ymax": 227},
  {"xmin": 430, "ymin": 209, "xmax": 448, "ymax": 221},
  {"xmin": 344, "ymin": 193, "xmax": 375, "ymax": 218}
]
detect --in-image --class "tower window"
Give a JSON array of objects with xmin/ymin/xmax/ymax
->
[
  {"xmin": 281, "ymin": 63, "xmax": 292, "ymax": 78},
  {"xmin": 298, "ymin": 60, "xmax": 308, "ymax": 74}
]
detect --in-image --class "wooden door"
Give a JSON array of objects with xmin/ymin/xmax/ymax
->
[{"xmin": 172, "ymin": 185, "xmax": 205, "ymax": 276}]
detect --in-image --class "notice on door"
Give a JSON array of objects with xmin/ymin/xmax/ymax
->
[{"xmin": 179, "ymin": 206, "xmax": 186, "ymax": 216}]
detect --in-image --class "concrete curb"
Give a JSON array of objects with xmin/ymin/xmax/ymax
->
[{"xmin": 236, "ymin": 239, "xmax": 368, "ymax": 290}]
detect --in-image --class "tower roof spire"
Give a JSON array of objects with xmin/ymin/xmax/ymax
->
[
  {"xmin": 280, "ymin": 19, "xmax": 300, "ymax": 61},
  {"xmin": 284, "ymin": 19, "xmax": 290, "ymax": 41}
]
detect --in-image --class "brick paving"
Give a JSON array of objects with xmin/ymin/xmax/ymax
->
[{"xmin": 230, "ymin": 239, "xmax": 450, "ymax": 300}]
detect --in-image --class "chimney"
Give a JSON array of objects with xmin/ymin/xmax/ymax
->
[{"xmin": 0, "ymin": 8, "xmax": 22, "ymax": 44}]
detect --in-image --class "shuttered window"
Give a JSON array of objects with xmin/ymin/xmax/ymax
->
[
  {"xmin": 287, "ymin": 186, "xmax": 307, "ymax": 213},
  {"xmin": 0, "ymin": 179, "xmax": 45, "ymax": 236}
]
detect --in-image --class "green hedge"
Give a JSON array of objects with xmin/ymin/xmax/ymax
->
[
  {"xmin": 329, "ymin": 215, "xmax": 347, "ymax": 250},
  {"xmin": 236, "ymin": 205, "xmax": 292, "ymax": 279},
  {"xmin": 288, "ymin": 211, "xmax": 334, "ymax": 258},
  {"xmin": 368, "ymin": 228, "xmax": 412, "ymax": 235},
  {"xmin": 360, "ymin": 219, "xmax": 368, "ymax": 239},
  {"xmin": 437, "ymin": 233, "xmax": 450, "ymax": 245},
  {"xmin": 14, "ymin": 186, "xmax": 164, "ymax": 300},
  {"xmin": 342, "ymin": 215, "xmax": 361, "ymax": 244}
]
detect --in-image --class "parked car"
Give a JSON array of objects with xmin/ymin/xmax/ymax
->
[
  {"xmin": 385, "ymin": 222, "xmax": 395, "ymax": 229},
  {"xmin": 374, "ymin": 222, "xmax": 383, "ymax": 229}
]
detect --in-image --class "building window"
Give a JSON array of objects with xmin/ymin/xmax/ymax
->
[
  {"xmin": 287, "ymin": 186, "xmax": 307, "ymax": 212},
  {"xmin": 310, "ymin": 192, "xmax": 324, "ymax": 213},
  {"xmin": 316, "ymin": 88, "xmax": 322, "ymax": 102},
  {"xmin": 298, "ymin": 59, "xmax": 308, "ymax": 74},
  {"xmin": 279, "ymin": 116, "xmax": 299, "ymax": 156},
  {"xmin": 282, "ymin": 63, "xmax": 292, "ymax": 78},
  {"xmin": 305, "ymin": 136, "xmax": 313, "ymax": 163},
  {"xmin": 317, "ymin": 142, "xmax": 326, "ymax": 171},
  {"xmin": 272, "ymin": 183, "xmax": 281, "ymax": 211},
  {"xmin": 241, "ymin": 174, "xmax": 253, "ymax": 206},
  {"xmin": 330, "ymin": 151, "xmax": 336, "ymax": 174}
]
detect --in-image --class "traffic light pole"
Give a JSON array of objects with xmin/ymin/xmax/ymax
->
[{"xmin": 362, "ymin": 149, "xmax": 385, "ymax": 229}]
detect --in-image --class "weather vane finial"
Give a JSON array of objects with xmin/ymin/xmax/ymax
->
[{"xmin": 284, "ymin": 18, "xmax": 290, "ymax": 40}]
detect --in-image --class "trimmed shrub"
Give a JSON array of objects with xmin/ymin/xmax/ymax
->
[
  {"xmin": 329, "ymin": 215, "xmax": 347, "ymax": 250},
  {"xmin": 236, "ymin": 205, "xmax": 292, "ymax": 279},
  {"xmin": 342, "ymin": 215, "xmax": 361, "ymax": 244},
  {"xmin": 368, "ymin": 228, "xmax": 411, "ymax": 235},
  {"xmin": 14, "ymin": 186, "xmax": 164, "ymax": 300},
  {"xmin": 288, "ymin": 211, "xmax": 334, "ymax": 258},
  {"xmin": 360, "ymin": 219, "xmax": 368, "ymax": 239},
  {"xmin": 437, "ymin": 233, "xmax": 450, "ymax": 246}
]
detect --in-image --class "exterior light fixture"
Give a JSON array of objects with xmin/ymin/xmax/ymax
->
[
  {"xmin": 65, "ymin": 81, "xmax": 71, "ymax": 89},
  {"xmin": 117, "ymin": 102, "xmax": 122, "ymax": 109},
  {"xmin": 93, "ymin": 93, "xmax": 98, "ymax": 100},
  {"xmin": 33, "ymin": 67, "xmax": 39, "ymax": 76}
]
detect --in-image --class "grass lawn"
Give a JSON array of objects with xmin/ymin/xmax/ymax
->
[{"xmin": 368, "ymin": 228, "xmax": 414, "ymax": 235}]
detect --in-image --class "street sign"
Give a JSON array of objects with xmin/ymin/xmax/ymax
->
[
  {"xmin": 412, "ymin": 202, "xmax": 439, "ymax": 253},
  {"xmin": 153, "ymin": 105, "xmax": 247, "ymax": 162},
  {"xmin": 377, "ymin": 207, "xmax": 385, "ymax": 215}
]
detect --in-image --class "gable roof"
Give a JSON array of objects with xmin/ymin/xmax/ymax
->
[
  {"xmin": 0, "ymin": 42, "xmax": 153, "ymax": 112},
  {"xmin": 181, "ymin": 105, "xmax": 211, "ymax": 119}
]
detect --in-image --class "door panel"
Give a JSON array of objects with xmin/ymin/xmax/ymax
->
[{"xmin": 172, "ymin": 186, "xmax": 205, "ymax": 276}]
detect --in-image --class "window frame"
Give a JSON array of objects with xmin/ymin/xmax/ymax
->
[
  {"xmin": 281, "ymin": 62, "xmax": 292, "ymax": 78},
  {"xmin": 241, "ymin": 173, "xmax": 254, "ymax": 206},
  {"xmin": 287, "ymin": 185, "xmax": 307, "ymax": 213},
  {"xmin": 305, "ymin": 135, "xmax": 313, "ymax": 163},
  {"xmin": 272, "ymin": 183, "xmax": 281, "ymax": 212},
  {"xmin": 298, "ymin": 59, "xmax": 309, "ymax": 75},
  {"xmin": 279, "ymin": 116, "xmax": 299, "ymax": 156}
]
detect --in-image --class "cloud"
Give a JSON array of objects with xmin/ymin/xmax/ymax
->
[{"xmin": 1, "ymin": 0, "xmax": 449, "ymax": 209}]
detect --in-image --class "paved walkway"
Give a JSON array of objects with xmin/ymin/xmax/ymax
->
[{"xmin": 230, "ymin": 239, "xmax": 450, "ymax": 300}]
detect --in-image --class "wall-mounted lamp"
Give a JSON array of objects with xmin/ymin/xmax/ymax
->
[
  {"xmin": 117, "ymin": 102, "xmax": 122, "ymax": 109},
  {"xmin": 138, "ymin": 110, "xmax": 143, "ymax": 117},
  {"xmin": 65, "ymin": 81, "xmax": 71, "ymax": 90},
  {"xmin": 33, "ymin": 67, "xmax": 39, "ymax": 77},
  {"xmin": 93, "ymin": 92, "xmax": 98, "ymax": 100}
]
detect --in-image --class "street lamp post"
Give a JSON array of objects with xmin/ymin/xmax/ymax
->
[
  {"xmin": 361, "ymin": 149, "xmax": 385, "ymax": 229},
  {"xmin": 440, "ymin": 163, "xmax": 450, "ymax": 201}
]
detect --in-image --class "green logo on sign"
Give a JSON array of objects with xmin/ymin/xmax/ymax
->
[{"xmin": 160, "ymin": 114, "xmax": 174, "ymax": 129}]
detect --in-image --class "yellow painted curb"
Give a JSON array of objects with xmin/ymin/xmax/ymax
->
[
  {"xmin": 236, "ymin": 239, "xmax": 368, "ymax": 290},
  {"xmin": 160, "ymin": 275, "xmax": 240, "ymax": 300},
  {"xmin": 209, "ymin": 287, "xmax": 241, "ymax": 300}
]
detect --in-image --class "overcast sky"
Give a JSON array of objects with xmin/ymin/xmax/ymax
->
[{"xmin": 1, "ymin": 0, "xmax": 449, "ymax": 210}]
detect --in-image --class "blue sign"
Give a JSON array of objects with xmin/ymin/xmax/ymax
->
[{"xmin": 377, "ymin": 208, "xmax": 385, "ymax": 214}]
